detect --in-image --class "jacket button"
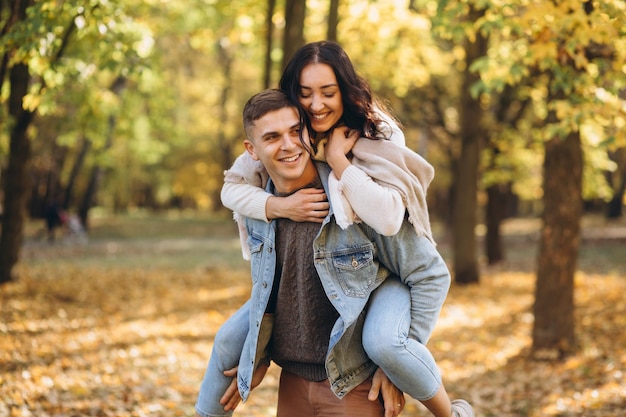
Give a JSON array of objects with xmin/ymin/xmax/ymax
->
[
  {"xmin": 351, "ymin": 258, "xmax": 358, "ymax": 268},
  {"xmin": 262, "ymin": 282, "xmax": 268, "ymax": 288}
]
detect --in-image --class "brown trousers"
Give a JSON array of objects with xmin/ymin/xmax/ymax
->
[{"xmin": 276, "ymin": 370, "xmax": 385, "ymax": 417}]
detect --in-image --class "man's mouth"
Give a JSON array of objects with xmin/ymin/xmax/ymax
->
[{"xmin": 281, "ymin": 154, "xmax": 300, "ymax": 163}]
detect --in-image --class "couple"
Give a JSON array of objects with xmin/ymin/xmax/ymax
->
[{"xmin": 195, "ymin": 42, "xmax": 474, "ymax": 417}]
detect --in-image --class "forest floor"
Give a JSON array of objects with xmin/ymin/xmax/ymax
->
[{"xmin": 1, "ymin": 211, "xmax": 625, "ymax": 417}]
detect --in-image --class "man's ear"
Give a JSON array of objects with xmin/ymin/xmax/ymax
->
[{"xmin": 243, "ymin": 140, "xmax": 259, "ymax": 161}]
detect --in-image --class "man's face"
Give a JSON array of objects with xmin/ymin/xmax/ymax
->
[{"xmin": 244, "ymin": 106, "xmax": 317, "ymax": 194}]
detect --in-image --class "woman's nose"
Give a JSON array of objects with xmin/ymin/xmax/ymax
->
[{"xmin": 310, "ymin": 95, "xmax": 324, "ymax": 111}]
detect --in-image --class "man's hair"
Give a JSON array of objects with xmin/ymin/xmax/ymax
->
[{"xmin": 243, "ymin": 89, "xmax": 295, "ymax": 141}]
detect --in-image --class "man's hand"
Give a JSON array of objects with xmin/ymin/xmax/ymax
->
[
  {"xmin": 368, "ymin": 367, "xmax": 405, "ymax": 417},
  {"xmin": 266, "ymin": 188, "xmax": 329, "ymax": 222},
  {"xmin": 219, "ymin": 364, "xmax": 269, "ymax": 411}
]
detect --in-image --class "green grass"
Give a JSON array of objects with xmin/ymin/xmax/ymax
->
[{"xmin": 22, "ymin": 210, "xmax": 249, "ymax": 271}]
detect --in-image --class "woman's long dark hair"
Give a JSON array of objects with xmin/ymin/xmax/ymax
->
[{"xmin": 279, "ymin": 41, "xmax": 392, "ymax": 141}]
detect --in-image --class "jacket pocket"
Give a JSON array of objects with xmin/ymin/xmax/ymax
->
[{"xmin": 329, "ymin": 244, "xmax": 379, "ymax": 298}]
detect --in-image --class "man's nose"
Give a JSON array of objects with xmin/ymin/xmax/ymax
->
[{"xmin": 280, "ymin": 133, "xmax": 296, "ymax": 149}]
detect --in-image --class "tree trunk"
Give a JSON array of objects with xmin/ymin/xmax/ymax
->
[
  {"xmin": 281, "ymin": 0, "xmax": 306, "ymax": 71},
  {"xmin": 532, "ymin": 131, "xmax": 582, "ymax": 358},
  {"xmin": 606, "ymin": 148, "xmax": 625, "ymax": 219},
  {"xmin": 0, "ymin": 63, "xmax": 34, "ymax": 284},
  {"xmin": 64, "ymin": 136, "xmax": 91, "ymax": 211},
  {"xmin": 79, "ymin": 164, "xmax": 100, "ymax": 229},
  {"xmin": 263, "ymin": 0, "xmax": 276, "ymax": 89},
  {"xmin": 485, "ymin": 183, "xmax": 509, "ymax": 264},
  {"xmin": 77, "ymin": 77, "xmax": 125, "ymax": 228},
  {"xmin": 214, "ymin": 41, "xmax": 235, "ymax": 211},
  {"xmin": 452, "ymin": 6, "xmax": 487, "ymax": 284},
  {"xmin": 606, "ymin": 177, "xmax": 624, "ymax": 218},
  {"xmin": 327, "ymin": 0, "xmax": 339, "ymax": 42}
]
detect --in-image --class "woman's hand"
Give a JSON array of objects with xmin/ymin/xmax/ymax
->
[{"xmin": 325, "ymin": 127, "xmax": 359, "ymax": 179}]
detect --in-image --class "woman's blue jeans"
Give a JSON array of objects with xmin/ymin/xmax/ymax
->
[
  {"xmin": 195, "ymin": 277, "xmax": 442, "ymax": 416},
  {"xmin": 362, "ymin": 276, "xmax": 442, "ymax": 401}
]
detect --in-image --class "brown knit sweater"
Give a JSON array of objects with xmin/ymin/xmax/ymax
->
[{"xmin": 268, "ymin": 179, "xmax": 339, "ymax": 381}]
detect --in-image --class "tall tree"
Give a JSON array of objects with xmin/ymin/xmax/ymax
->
[
  {"xmin": 1, "ymin": 0, "xmax": 157, "ymax": 283},
  {"xmin": 533, "ymin": 119, "xmax": 582, "ymax": 356},
  {"xmin": 0, "ymin": 60, "xmax": 33, "ymax": 284},
  {"xmin": 528, "ymin": 0, "xmax": 623, "ymax": 357},
  {"xmin": 0, "ymin": 0, "xmax": 48, "ymax": 284},
  {"xmin": 451, "ymin": 4, "xmax": 487, "ymax": 284}
]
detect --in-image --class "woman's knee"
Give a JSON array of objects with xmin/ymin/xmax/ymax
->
[{"xmin": 362, "ymin": 326, "xmax": 403, "ymax": 364}]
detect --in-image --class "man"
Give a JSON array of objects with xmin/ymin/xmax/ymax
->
[{"xmin": 194, "ymin": 89, "xmax": 453, "ymax": 417}]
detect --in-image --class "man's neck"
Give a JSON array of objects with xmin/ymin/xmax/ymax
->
[{"xmin": 272, "ymin": 161, "xmax": 319, "ymax": 195}]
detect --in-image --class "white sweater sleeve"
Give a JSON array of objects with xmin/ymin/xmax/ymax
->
[
  {"xmin": 338, "ymin": 165, "xmax": 405, "ymax": 236},
  {"xmin": 221, "ymin": 182, "xmax": 271, "ymax": 222},
  {"xmin": 221, "ymin": 152, "xmax": 271, "ymax": 222}
]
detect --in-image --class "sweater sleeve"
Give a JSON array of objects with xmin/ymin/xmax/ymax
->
[
  {"xmin": 221, "ymin": 151, "xmax": 272, "ymax": 222},
  {"xmin": 339, "ymin": 165, "xmax": 405, "ymax": 236},
  {"xmin": 221, "ymin": 182, "xmax": 271, "ymax": 222}
]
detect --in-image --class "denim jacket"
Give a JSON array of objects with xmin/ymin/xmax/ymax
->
[{"xmin": 237, "ymin": 163, "xmax": 450, "ymax": 401}]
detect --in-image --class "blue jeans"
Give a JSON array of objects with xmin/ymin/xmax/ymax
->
[
  {"xmin": 195, "ymin": 278, "xmax": 442, "ymax": 416},
  {"xmin": 363, "ymin": 276, "xmax": 442, "ymax": 401},
  {"xmin": 195, "ymin": 300, "xmax": 250, "ymax": 417}
]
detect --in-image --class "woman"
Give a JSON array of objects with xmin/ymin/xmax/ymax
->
[{"xmin": 206, "ymin": 41, "xmax": 474, "ymax": 417}]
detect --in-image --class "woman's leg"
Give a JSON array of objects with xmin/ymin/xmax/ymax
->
[
  {"xmin": 363, "ymin": 277, "xmax": 453, "ymax": 417},
  {"xmin": 195, "ymin": 301, "xmax": 251, "ymax": 417}
]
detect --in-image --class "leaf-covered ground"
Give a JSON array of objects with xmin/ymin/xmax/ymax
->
[{"xmin": 1, "ymin": 215, "xmax": 625, "ymax": 416}]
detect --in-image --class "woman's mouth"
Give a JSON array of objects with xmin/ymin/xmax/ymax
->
[{"xmin": 311, "ymin": 112, "xmax": 331, "ymax": 121}]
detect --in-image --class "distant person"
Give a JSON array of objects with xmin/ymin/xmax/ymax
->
[
  {"xmin": 44, "ymin": 201, "xmax": 64, "ymax": 241},
  {"xmin": 66, "ymin": 214, "xmax": 88, "ymax": 243}
]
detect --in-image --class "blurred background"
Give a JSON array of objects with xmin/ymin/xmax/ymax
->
[
  {"xmin": 3, "ymin": 0, "xmax": 626, "ymax": 344},
  {"xmin": 1, "ymin": 1, "xmax": 626, "ymax": 416}
]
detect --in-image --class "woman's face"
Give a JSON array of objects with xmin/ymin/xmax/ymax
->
[{"xmin": 298, "ymin": 63, "xmax": 344, "ymax": 133}]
